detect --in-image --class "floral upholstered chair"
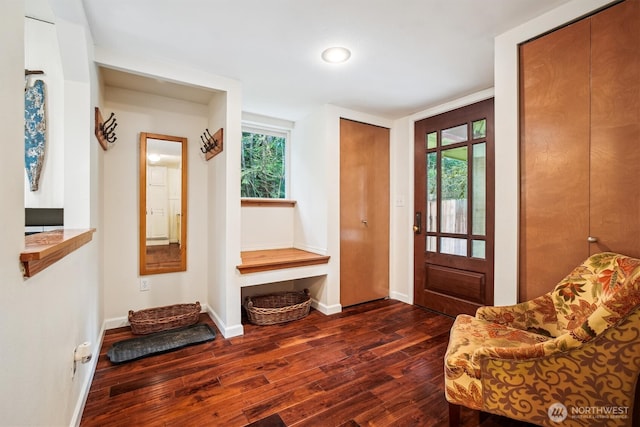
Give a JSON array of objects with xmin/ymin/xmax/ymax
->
[{"xmin": 444, "ymin": 252, "xmax": 640, "ymax": 427}]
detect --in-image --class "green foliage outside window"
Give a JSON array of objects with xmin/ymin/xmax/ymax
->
[
  {"xmin": 241, "ymin": 131, "xmax": 286, "ymax": 198},
  {"xmin": 427, "ymin": 154, "xmax": 468, "ymax": 200}
]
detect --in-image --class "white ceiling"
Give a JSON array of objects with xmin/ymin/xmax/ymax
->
[{"xmin": 41, "ymin": 0, "xmax": 574, "ymax": 121}]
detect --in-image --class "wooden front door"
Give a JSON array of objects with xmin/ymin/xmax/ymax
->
[
  {"xmin": 414, "ymin": 99, "xmax": 494, "ymax": 316},
  {"xmin": 340, "ymin": 118, "xmax": 390, "ymax": 307}
]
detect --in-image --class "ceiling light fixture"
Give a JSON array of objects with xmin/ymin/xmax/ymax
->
[{"xmin": 321, "ymin": 47, "xmax": 351, "ymax": 64}]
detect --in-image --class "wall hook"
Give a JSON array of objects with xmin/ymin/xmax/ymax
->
[
  {"xmin": 200, "ymin": 127, "xmax": 224, "ymax": 160},
  {"xmin": 94, "ymin": 107, "xmax": 118, "ymax": 150}
]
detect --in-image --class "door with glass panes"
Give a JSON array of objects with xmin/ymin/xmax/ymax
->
[{"xmin": 414, "ymin": 99, "xmax": 494, "ymax": 317}]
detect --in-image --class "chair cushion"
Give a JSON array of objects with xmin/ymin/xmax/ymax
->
[
  {"xmin": 444, "ymin": 314, "xmax": 550, "ymax": 409},
  {"xmin": 552, "ymin": 253, "xmax": 640, "ymax": 333}
]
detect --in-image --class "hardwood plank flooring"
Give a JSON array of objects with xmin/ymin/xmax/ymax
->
[{"xmin": 81, "ymin": 299, "xmax": 536, "ymax": 427}]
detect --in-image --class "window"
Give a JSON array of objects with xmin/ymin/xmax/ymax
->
[
  {"xmin": 241, "ymin": 126, "xmax": 289, "ymax": 199},
  {"xmin": 425, "ymin": 118, "xmax": 488, "ymax": 259}
]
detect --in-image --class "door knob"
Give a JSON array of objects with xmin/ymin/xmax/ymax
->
[
  {"xmin": 587, "ymin": 236, "xmax": 598, "ymax": 243},
  {"xmin": 414, "ymin": 212, "xmax": 422, "ymax": 234}
]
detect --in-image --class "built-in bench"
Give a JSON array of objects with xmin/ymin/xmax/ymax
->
[{"xmin": 236, "ymin": 248, "xmax": 330, "ymax": 287}]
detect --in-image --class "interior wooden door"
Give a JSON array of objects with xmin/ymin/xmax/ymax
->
[
  {"xmin": 589, "ymin": 0, "xmax": 640, "ymax": 259},
  {"xmin": 340, "ymin": 118, "xmax": 390, "ymax": 307},
  {"xmin": 519, "ymin": 19, "xmax": 591, "ymax": 301},
  {"xmin": 519, "ymin": 0, "xmax": 640, "ymax": 301},
  {"xmin": 414, "ymin": 99, "xmax": 494, "ymax": 317}
]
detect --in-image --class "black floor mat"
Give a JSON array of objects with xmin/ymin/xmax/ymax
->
[{"xmin": 107, "ymin": 323, "xmax": 216, "ymax": 364}]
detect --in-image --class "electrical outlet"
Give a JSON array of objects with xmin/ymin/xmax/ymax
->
[{"xmin": 140, "ymin": 278, "xmax": 150, "ymax": 291}]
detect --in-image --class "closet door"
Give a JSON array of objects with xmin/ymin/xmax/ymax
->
[
  {"xmin": 519, "ymin": 19, "xmax": 591, "ymax": 301},
  {"xmin": 340, "ymin": 119, "xmax": 390, "ymax": 307},
  {"xmin": 520, "ymin": 0, "xmax": 640, "ymax": 301},
  {"xmin": 590, "ymin": 0, "xmax": 640, "ymax": 259}
]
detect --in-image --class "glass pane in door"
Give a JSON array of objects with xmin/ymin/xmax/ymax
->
[
  {"xmin": 426, "ymin": 152, "xmax": 437, "ymax": 232},
  {"xmin": 426, "ymin": 132, "xmax": 437, "ymax": 149},
  {"xmin": 441, "ymin": 237, "xmax": 467, "ymax": 256},
  {"xmin": 442, "ymin": 124, "xmax": 468, "ymax": 146},
  {"xmin": 472, "ymin": 119, "xmax": 486, "ymax": 139},
  {"xmin": 472, "ymin": 143, "xmax": 486, "ymax": 235},
  {"xmin": 440, "ymin": 147, "xmax": 468, "ymax": 234},
  {"xmin": 472, "ymin": 240, "xmax": 486, "ymax": 258},
  {"xmin": 426, "ymin": 236, "xmax": 436, "ymax": 252}
]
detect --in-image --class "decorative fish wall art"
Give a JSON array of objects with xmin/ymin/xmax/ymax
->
[{"xmin": 25, "ymin": 78, "xmax": 47, "ymax": 192}]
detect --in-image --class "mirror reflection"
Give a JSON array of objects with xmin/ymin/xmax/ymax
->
[{"xmin": 139, "ymin": 132, "xmax": 187, "ymax": 275}]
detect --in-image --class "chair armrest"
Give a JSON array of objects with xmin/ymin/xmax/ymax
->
[
  {"xmin": 472, "ymin": 333, "xmax": 574, "ymax": 363},
  {"xmin": 476, "ymin": 293, "xmax": 559, "ymax": 337}
]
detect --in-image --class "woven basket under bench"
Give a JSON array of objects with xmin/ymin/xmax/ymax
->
[
  {"xmin": 128, "ymin": 301, "xmax": 201, "ymax": 334},
  {"xmin": 244, "ymin": 289, "xmax": 311, "ymax": 325}
]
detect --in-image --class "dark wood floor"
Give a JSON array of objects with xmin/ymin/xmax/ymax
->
[
  {"xmin": 146, "ymin": 243, "xmax": 182, "ymax": 269},
  {"xmin": 81, "ymin": 299, "xmax": 536, "ymax": 427}
]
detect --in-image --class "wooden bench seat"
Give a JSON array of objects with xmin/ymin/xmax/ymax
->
[{"xmin": 237, "ymin": 248, "xmax": 330, "ymax": 274}]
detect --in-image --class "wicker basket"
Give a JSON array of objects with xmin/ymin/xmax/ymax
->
[
  {"xmin": 244, "ymin": 289, "xmax": 311, "ymax": 325},
  {"xmin": 128, "ymin": 301, "xmax": 201, "ymax": 334}
]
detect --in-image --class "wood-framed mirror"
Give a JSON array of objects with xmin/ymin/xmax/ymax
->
[{"xmin": 139, "ymin": 132, "xmax": 187, "ymax": 275}]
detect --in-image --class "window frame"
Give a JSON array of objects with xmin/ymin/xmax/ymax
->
[{"xmin": 240, "ymin": 123, "xmax": 291, "ymax": 200}]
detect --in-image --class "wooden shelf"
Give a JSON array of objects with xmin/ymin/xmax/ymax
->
[
  {"xmin": 21, "ymin": 228, "xmax": 96, "ymax": 277},
  {"xmin": 241, "ymin": 198, "xmax": 296, "ymax": 208},
  {"xmin": 237, "ymin": 248, "xmax": 330, "ymax": 274}
]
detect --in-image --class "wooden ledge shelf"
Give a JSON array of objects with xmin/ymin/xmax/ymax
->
[
  {"xmin": 237, "ymin": 248, "xmax": 330, "ymax": 275},
  {"xmin": 241, "ymin": 198, "xmax": 296, "ymax": 208},
  {"xmin": 21, "ymin": 228, "xmax": 96, "ymax": 278}
]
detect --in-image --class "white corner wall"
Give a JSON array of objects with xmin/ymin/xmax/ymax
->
[
  {"xmin": 493, "ymin": 0, "xmax": 617, "ymax": 305},
  {"xmin": 1, "ymin": 3, "xmax": 104, "ymax": 425},
  {"xmin": 208, "ymin": 88, "xmax": 244, "ymax": 338},
  {"xmin": 291, "ymin": 106, "xmax": 329, "ymax": 255}
]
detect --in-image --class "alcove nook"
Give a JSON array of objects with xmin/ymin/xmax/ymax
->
[{"xmin": 96, "ymin": 53, "xmax": 335, "ymax": 338}]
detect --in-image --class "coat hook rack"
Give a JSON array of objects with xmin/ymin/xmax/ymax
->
[
  {"xmin": 25, "ymin": 69, "xmax": 45, "ymax": 76},
  {"xmin": 94, "ymin": 107, "xmax": 118, "ymax": 151},
  {"xmin": 200, "ymin": 127, "xmax": 224, "ymax": 160}
]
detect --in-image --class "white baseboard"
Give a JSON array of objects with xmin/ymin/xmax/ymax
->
[
  {"xmin": 389, "ymin": 291, "xmax": 412, "ymax": 305},
  {"xmin": 104, "ymin": 316, "xmax": 129, "ymax": 330},
  {"xmin": 311, "ymin": 299, "xmax": 342, "ymax": 315},
  {"xmin": 70, "ymin": 322, "xmax": 105, "ymax": 427},
  {"xmin": 204, "ymin": 304, "xmax": 244, "ymax": 338}
]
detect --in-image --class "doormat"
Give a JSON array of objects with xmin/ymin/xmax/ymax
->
[{"xmin": 107, "ymin": 323, "xmax": 216, "ymax": 364}]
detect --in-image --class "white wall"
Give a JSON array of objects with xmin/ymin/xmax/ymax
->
[
  {"xmin": 102, "ymin": 87, "xmax": 210, "ymax": 321},
  {"xmin": 291, "ymin": 107, "xmax": 329, "ymax": 255},
  {"xmin": 1, "ymin": 2, "xmax": 104, "ymax": 425},
  {"xmin": 208, "ymin": 89, "xmax": 244, "ymax": 338},
  {"xmin": 241, "ymin": 206, "xmax": 294, "ymax": 250},
  {"xmin": 24, "ymin": 17, "xmax": 64, "ymax": 208},
  {"xmin": 493, "ymin": 0, "xmax": 616, "ymax": 305}
]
